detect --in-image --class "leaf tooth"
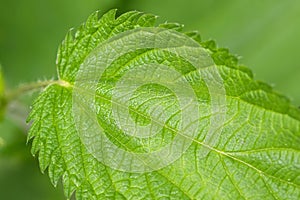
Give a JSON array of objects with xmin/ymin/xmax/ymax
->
[
  {"xmin": 212, "ymin": 48, "xmax": 238, "ymax": 67},
  {"xmin": 27, "ymin": 120, "xmax": 39, "ymax": 142},
  {"xmin": 240, "ymin": 89, "xmax": 291, "ymax": 115},
  {"xmin": 65, "ymin": 29, "xmax": 75, "ymax": 54},
  {"xmin": 159, "ymin": 22, "xmax": 184, "ymax": 31},
  {"xmin": 136, "ymin": 13, "xmax": 158, "ymax": 27},
  {"xmin": 115, "ymin": 10, "xmax": 140, "ymax": 21},
  {"xmin": 117, "ymin": 10, "xmax": 142, "ymax": 18},
  {"xmin": 62, "ymin": 172, "xmax": 79, "ymax": 198},
  {"xmin": 83, "ymin": 11, "xmax": 102, "ymax": 36},
  {"xmin": 55, "ymin": 42, "xmax": 63, "ymax": 67},
  {"xmin": 201, "ymin": 39, "xmax": 217, "ymax": 51},
  {"xmin": 115, "ymin": 10, "xmax": 144, "ymax": 27},
  {"xmin": 288, "ymin": 105, "xmax": 300, "ymax": 120},
  {"xmin": 235, "ymin": 65, "xmax": 254, "ymax": 78},
  {"xmin": 38, "ymin": 144, "xmax": 50, "ymax": 172},
  {"xmin": 74, "ymin": 24, "xmax": 85, "ymax": 39},
  {"xmin": 85, "ymin": 10, "xmax": 100, "ymax": 28},
  {"xmin": 200, "ymin": 40, "xmax": 245, "ymax": 77},
  {"xmin": 100, "ymin": 8, "xmax": 117, "ymax": 22},
  {"xmin": 75, "ymin": 10, "xmax": 117, "ymax": 40},
  {"xmin": 256, "ymin": 81, "xmax": 273, "ymax": 92},
  {"xmin": 185, "ymin": 31, "xmax": 202, "ymax": 43},
  {"xmin": 56, "ymin": 28, "xmax": 74, "ymax": 77},
  {"xmin": 26, "ymin": 102, "xmax": 41, "ymax": 123},
  {"xmin": 31, "ymin": 135, "xmax": 42, "ymax": 155},
  {"xmin": 48, "ymin": 149, "xmax": 65, "ymax": 187}
]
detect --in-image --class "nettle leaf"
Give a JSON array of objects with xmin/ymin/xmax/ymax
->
[{"xmin": 27, "ymin": 10, "xmax": 300, "ymax": 199}]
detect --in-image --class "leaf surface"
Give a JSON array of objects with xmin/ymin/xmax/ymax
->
[{"xmin": 28, "ymin": 10, "xmax": 300, "ymax": 199}]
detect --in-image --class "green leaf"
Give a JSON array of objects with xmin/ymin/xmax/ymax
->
[{"xmin": 27, "ymin": 10, "xmax": 300, "ymax": 199}]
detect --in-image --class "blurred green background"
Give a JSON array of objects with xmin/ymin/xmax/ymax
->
[{"xmin": 0, "ymin": 0, "xmax": 299, "ymax": 199}]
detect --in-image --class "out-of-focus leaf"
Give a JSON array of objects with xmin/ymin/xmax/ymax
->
[{"xmin": 0, "ymin": 65, "xmax": 5, "ymax": 121}]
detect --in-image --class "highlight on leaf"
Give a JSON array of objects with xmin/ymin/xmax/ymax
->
[{"xmin": 27, "ymin": 9, "xmax": 300, "ymax": 199}]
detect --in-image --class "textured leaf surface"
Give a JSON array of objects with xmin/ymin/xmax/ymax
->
[{"xmin": 28, "ymin": 10, "xmax": 300, "ymax": 199}]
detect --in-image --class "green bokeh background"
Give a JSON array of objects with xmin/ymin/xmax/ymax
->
[{"xmin": 0, "ymin": 0, "xmax": 299, "ymax": 199}]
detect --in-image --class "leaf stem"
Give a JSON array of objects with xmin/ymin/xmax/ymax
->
[{"xmin": 4, "ymin": 79, "xmax": 60, "ymax": 102}]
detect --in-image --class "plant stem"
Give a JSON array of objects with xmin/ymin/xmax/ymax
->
[
  {"xmin": 0, "ymin": 79, "xmax": 71, "ymax": 127},
  {"xmin": 0, "ymin": 79, "xmax": 64, "ymax": 131},
  {"xmin": 5, "ymin": 79, "xmax": 59, "ymax": 102}
]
